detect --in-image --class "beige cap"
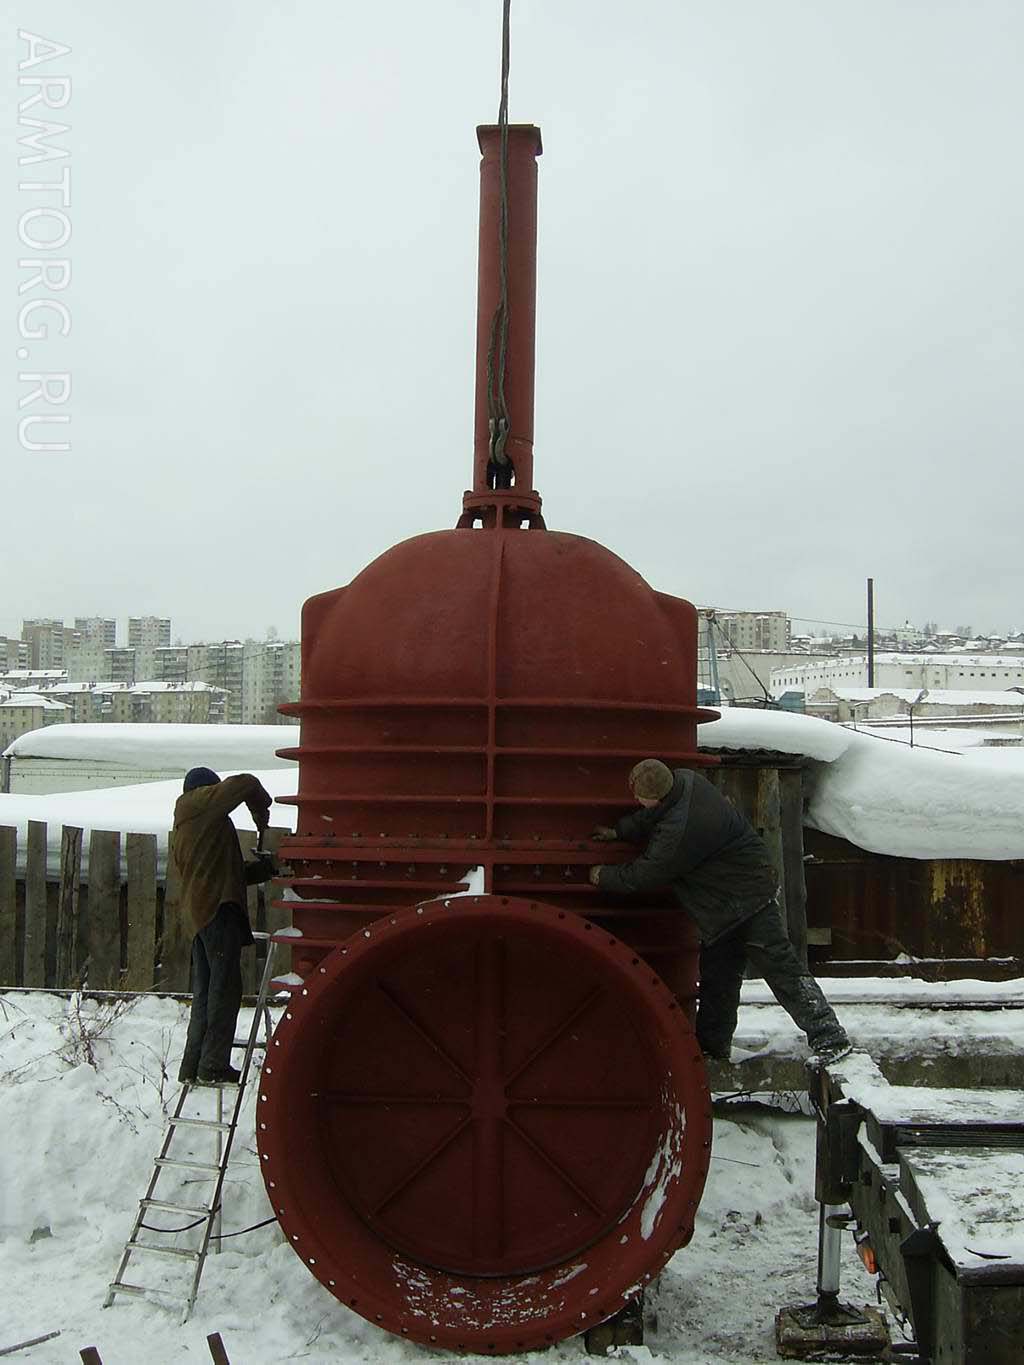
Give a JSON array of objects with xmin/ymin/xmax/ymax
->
[{"xmin": 628, "ymin": 758, "xmax": 674, "ymax": 801}]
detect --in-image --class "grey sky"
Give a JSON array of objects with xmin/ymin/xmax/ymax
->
[{"xmin": 4, "ymin": 1, "xmax": 1022, "ymax": 643}]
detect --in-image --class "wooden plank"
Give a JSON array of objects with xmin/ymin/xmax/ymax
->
[
  {"xmin": 23, "ymin": 821, "xmax": 48, "ymax": 988},
  {"xmin": 710, "ymin": 765, "xmax": 755, "ymax": 821},
  {"xmin": 87, "ymin": 831, "xmax": 122, "ymax": 990},
  {"xmin": 779, "ymin": 768, "xmax": 808, "ymax": 967},
  {"xmin": 45, "ymin": 881, "xmax": 60, "ymax": 985},
  {"xmin": 158, "ymin": 831, "xmax": 192, "ymax": 992},
  {"xmin": 124, "ymin": 833, "xmax": 158, "ymax": 992},
  {"xmin": 55, "ymin": 826, "xmax": 83, "ymax": 987},
  {"xmin": 0, "ymin": 826, "xmax": 16, "ymax": 987},
  {"xmin": 752, "ymin": 767, "xmax": 786, "ymax": 943}
]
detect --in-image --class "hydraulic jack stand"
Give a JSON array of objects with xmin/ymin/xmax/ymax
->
[{"xmin": 776, "ymin": 1203, "xmax": 889, "ymax": 1359}]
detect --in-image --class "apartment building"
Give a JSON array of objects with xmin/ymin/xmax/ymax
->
[
  {"xmin": 708, "ymin": 610, "xmax": 791, "ymax": 653},
  {"xmin": 21, "ymin": 619, "xmax": 77, "ymax": 670},
  {"xmin": 0, "ymin": 692, "xmax": 70, "ymax": 747},
  {"xmin": 104, "ymin": 680, "xmax": 227, "ymax": 724},
  {"xmin": 258, "ymin": 640, "xmax": 301, "ymax": 723},
  {"xmin": 129, "ymin": 617, "xmax": 171, "ymax": 680},
  {"xmin": 0, "ymin": 637, "xmax": 27, "ymax": 671},
  {"xmin": 66, "ymin": 618, "xmax": 117, "ymax": 683}
]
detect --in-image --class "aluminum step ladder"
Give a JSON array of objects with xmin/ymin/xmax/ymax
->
[{"xmin": 104, "ymin": 932, "xmax": 279, "ymax": 1323}]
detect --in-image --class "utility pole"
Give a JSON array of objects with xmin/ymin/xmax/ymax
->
[{"xmin": 866, "ymin": 578, "xmax": 875, "ymax": 688}]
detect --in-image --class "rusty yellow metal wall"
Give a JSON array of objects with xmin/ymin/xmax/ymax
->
[{"xmin": 804, "ymin": 828, "xmax": 1024, "ymax": 960}]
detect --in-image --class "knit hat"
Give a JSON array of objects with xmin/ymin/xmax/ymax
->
[
  {"xmin": 183, "ymin": 766, "xmax": 220, "ymax": 793},
  {"xmin": 628, "ymin": 759, "xmax": 673, "ymax": 801}
]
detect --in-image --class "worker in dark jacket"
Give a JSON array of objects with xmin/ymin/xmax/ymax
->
[
  {"xmin": 590, "ymin": 759, "xmax": 850, "ymax": 1064},
  {"xmin": 173, "ymin": 768, "xmax": 276, "ymax": 1085}
]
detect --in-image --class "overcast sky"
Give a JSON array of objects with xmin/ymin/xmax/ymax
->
[{"xmin": 4, "ymin": 1, "xmax": 1022, "ymax": 645}]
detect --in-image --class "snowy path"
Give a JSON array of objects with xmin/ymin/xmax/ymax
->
[{"xmin": 0, "ymin": 993, "xmax": 880, "ymax": 1364}]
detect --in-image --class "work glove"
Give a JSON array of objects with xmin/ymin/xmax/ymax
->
[
  {"xmin": 590, "ymin": 825, "xmax": 617, "ymax": 842},
  {"xmin": 588, "ymin": 865, "xmax": 604, "ymax": 887}
]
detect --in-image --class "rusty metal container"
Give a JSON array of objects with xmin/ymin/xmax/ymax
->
[{"xmin": 263, "ymin": 124, "xmax": 716, "ymax": 1352}]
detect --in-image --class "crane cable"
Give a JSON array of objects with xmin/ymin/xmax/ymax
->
[{"xmin": 486, "ymin": 0, "xmax": 513, "ymax": 485}]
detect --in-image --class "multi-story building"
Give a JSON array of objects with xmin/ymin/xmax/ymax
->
[
  {"xmin": 705, "ymin": 609, "xmax": 790, "ymax": 654},
  {"xmin": 258, "ymin": 640, "xmax": 301, "ymax": 723},
  {"xmin": 104, "ymin": 680, "xmax": 227, "ymax": 725},
  {"xmin": 153, "ymin": 638, "xmax": 300, "ymax": 723},
  {"xmin": 0, "ymin": 637, "xmax": 27, "ymax": 671},
  {"xmin": 21, "ymin": 619, "xmax": 77, "ymax": 670},
  {"xmin": 66, "ymin": 617, "xmax": 117, "ymax": 683},
  {"xmin": 771, "ymin": 653, "xmax": 1024, "ymax": 698},
  {"xmin": 74, "ymin": 617, "xmax": 116, "ymax": 647},
  {"xmin": 129, "ymin": 617, "xmax": 171, "ymax": 681},
  {"xmin": 104, "ymin": 647, "xmax": 137, "ymax": 686},
  {"xmin": 0, "ymin": 691, "xmax": 70, "ymax": 747},
  {"xmin": 34, "ymin": 681, "xmax": 103, "ymax": 724},
  {"xmin": 151, "ymin": 645, "xmax": 189, "ymax": 684},
  {"xmin": 128, "ymin": 617, "xmax": 171, "ymax": 650}
]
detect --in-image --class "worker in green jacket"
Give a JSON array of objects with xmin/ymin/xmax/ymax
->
[{"xmin": 172, "ymin": 768, "xmax": 276, "ymax": 1086}]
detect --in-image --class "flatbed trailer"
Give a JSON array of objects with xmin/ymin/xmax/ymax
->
[{"xmin": 782, "ymin": 1052, "xmax": 1024, "ymax": 1363}]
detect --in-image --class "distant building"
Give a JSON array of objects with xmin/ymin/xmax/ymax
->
[
  {"xmin": 129, "ymin": 616, "xmax": 171, "ymax": 680},
  {"xmin": 74, "ymin": 617, "xmax": 116, "ymax": 647},
  {"xmin": 32, "ymin": 680, "xmax": 103, "ymax": 724},
  {"xmin": 21, "ymin": 619, "xmax": 77, "ymax": 670},
  {"xmin": 104, "ymin": 680, "xmax": 227, "ymax": 724},
  {"xmin": 806, "ymin": 686, "xmax": 1024, "ymax": 723},
  {"xmin": 705, "ymin": 610, "xmax": 790, "ymax": 654},
  {"xmin": 0, "ymin": 691, "xmax": 70, "ymax": 747},
  {"xmin": 151, "ymin": 645, "xmax": 189, "ymax": 684},
  {"xmin": 1, "ymin": 669, "xmax": 67, "ymax": 691},
  {"xmin": 771, "ymin": 653, "xmax": 1024, "ymax": 698},
  {"xmin": 66, "ymin": 617, "xmax": 117, "ymax": 683},
  {"xmin": 104, "ymin": 647, "xmax": 137, "ymax": 686},
  {"xmin": 257, "ymin": 640, "xmax": 301, "ymax": 724},
  {"xmin": 0, "ymin": 637, "xmax": 27, "ymax": 671},
  {"xmin": 181, "ymin": 639, "xmax": 300, "ymax": 724}
]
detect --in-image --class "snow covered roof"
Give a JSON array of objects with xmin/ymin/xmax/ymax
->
[
  {"xmin": 0, "ymin": 693, "xmax": 70, "ymax": 712},
  {"xmin": 0, "ymin": 669, "xmax": 66, "ymax": 681},
  {"xmin": 128, "ymin": 680, "xmax": 227, "ymax": 694},
  {"xmin": 826, "ymin": 687, "xmax": 1024, "ymax": 707},
  {"xmin": 3, "ymin": 722, "xmax": 297, "ymax": 767},
  {"xmin": 698, "ymin": 708, "xmax": 1024, "ymax": 860},
  {"xmin": 800, "ymin": 652, "xmax": 1024, "ymax": 669},
  {"xmin": 31, "ymin": 681, "xmax": 100, "ymax": 694}
]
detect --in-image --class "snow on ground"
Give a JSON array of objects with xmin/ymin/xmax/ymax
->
[
  {"xmin": 736, "ymin": 977, "xmax": 1024, "ymax": 1066},
  {"xmin": 4, "ymin": 707, "xmax": 1024, "ymax": 868},
  {"xmin": 0, "ymin": 992, "xmax": 878, "ymax": 1365}
]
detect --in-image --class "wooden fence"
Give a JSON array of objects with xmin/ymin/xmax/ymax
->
[{"xmin": 0, "ymin": 823, "xmax": 291, "ymax": 994}]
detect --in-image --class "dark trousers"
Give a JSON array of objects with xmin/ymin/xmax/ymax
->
[
  {"xmin": 179, "ymin": 903, "xmax": 248, "ymax": 1081},
  {"xmin": 695, "ymin": 901, "xmax": 847, "ymax": 1056}
]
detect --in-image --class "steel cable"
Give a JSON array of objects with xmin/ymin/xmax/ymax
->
[{"xmin": 486, "ymin": 0, "xmax": 513, "ymax": 481}]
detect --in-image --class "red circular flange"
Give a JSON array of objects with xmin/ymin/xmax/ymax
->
[{"xmin": 258, "ymin": 896, "xmax": 711, "ymax": 1352}]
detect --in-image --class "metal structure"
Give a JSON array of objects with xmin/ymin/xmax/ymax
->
[
  {"xmin": 779, "ymin": 1054, "xmax": 1024, "ymax": 1364},
  {"xmin": 260, "ymin": 123, "xmax": 718, "ymax": 1350}
]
